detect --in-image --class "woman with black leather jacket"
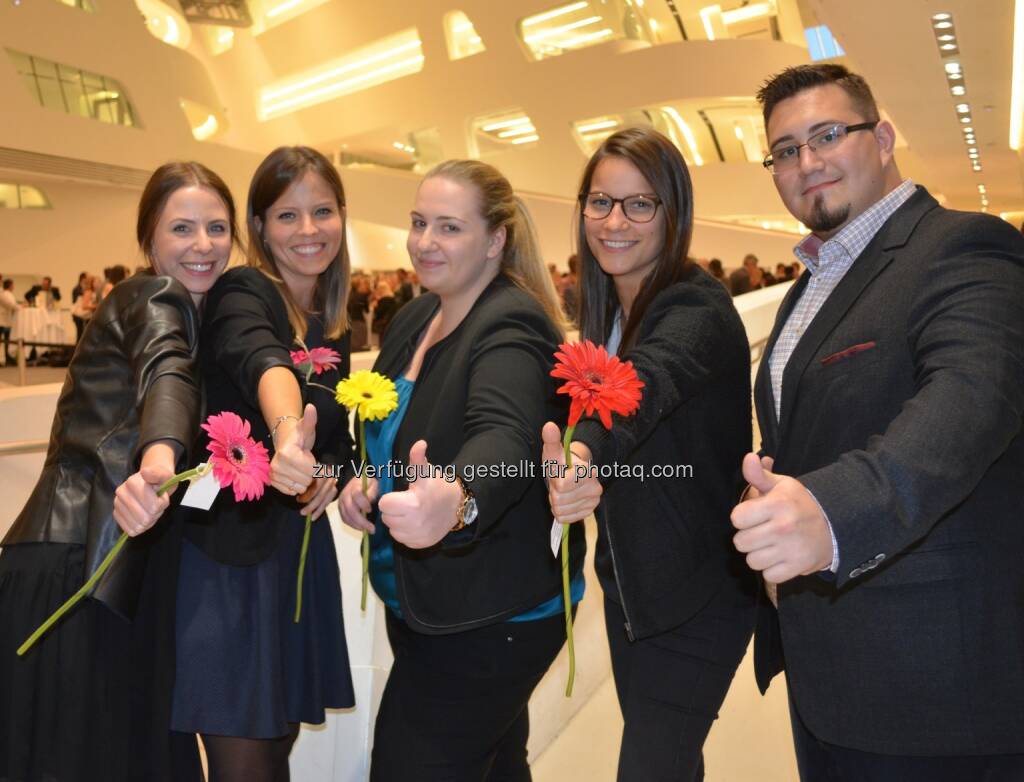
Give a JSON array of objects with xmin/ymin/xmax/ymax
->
[{"xmin": 0, "ymin": 161, "xmax": 236, "ymax": 782}]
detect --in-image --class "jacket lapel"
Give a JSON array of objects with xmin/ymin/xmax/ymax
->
[
  {"xmin": 776, "ymin": 188, "xmax": 938, "ymax": 436},
  {"xmin": 756, "ymin": 273, "xmax": 809, "ymax": 452}
]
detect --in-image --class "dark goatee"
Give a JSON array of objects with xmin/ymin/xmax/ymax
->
[{"xmin": 806, "ymin": 193, "xmax": 850, "ymax": 234}]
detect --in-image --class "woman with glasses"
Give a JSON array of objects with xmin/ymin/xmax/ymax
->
[{"xmin": 543, "ymin": 127, "xmax": 756, "ymax": 781}]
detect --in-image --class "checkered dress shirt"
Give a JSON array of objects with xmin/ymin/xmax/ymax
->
[
  {"xmin": 769, "ymin": 179, "xmax": 916, "ymax": 420},
  {"xmin": 767, "ymin": 179, "xmax": 916, "ymax": 572}
]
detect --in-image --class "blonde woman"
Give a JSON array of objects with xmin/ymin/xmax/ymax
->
[{"xmin": 338, "ymin": 160, "xmax": 583, "ymax": 781}]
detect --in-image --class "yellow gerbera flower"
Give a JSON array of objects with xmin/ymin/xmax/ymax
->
[{"xmin": 335, "ymin": 370, "xmax": 399, "ymax": 421}]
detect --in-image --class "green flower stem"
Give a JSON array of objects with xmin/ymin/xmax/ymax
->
[
  {"xmin": 294, "ymin": 513, "xmax": 312, "ymax": 623},
  {"xmin": 562, "ymin": 424, "xmax": 577, "ymax": 698},
  {"xmin": 16, "ymin": 468, "xmax": 200, "ymax": 656},
  {"xmin": 359, "ymin": 419, "xmax": 370, "ymax": 613}
]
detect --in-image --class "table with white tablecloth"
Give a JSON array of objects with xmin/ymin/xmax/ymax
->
[{"xmin": 10, "ymin": 307, "xmax": 73, "ymax": 356}]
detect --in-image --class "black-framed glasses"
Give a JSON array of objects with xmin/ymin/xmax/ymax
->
[
  {"xmin": 581, "ymin": 192, "xmax": 662, "ymax": 223},
  {"xmin": 762, "ymin": 122, "xmax": 878, "ymax": 175}
]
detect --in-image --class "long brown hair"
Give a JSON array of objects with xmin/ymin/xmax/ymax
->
[
  {"xmin": 246, "ymin": 146, "xmax": 350, "ymax": 340},
  {"xmin": 575, "ymin": 127, "xmax": 694, "ymax": 351},
  {"xmin": 425, "ymin": 159, "xmax": 567, "ymax": 334},
  {"xmin": 137, "ymin": 161, "xmax": 239, "ymax": 262}
]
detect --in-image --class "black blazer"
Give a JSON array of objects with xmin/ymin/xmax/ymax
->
[
  {"xmin": 371, "ymin": 275, "xmax": 583, "ymax": 634},
  {"xmin": 179, "ymin": 267, "xmax": 353, "ymax": 565},
  {"xmin": 3, "ymin": 275, "xmax": 199, "ymax": 617},
  {"xmin": 572, "ymin": 265, "xmax": 755, "ymax": 640},
  {"xmin": 753, "ymin": 187, "xmax": 1024, "ymax": 755},
  {"xmin": 25, "ymin": 284, "xmax": 61, "ymax": 303}
]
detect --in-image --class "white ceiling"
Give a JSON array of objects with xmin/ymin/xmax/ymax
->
[{"xmin": 804, "ymin": 0, "xmax": 1022, "ymax": 215}]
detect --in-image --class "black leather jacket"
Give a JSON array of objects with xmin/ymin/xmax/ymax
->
[{"xmin": 3, "ymin": 274, "xmax": 200, "ymax": 617}]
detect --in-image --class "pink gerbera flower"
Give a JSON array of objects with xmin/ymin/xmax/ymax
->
[
  {"xmin": 291, "ymin": 347, "xmax": 342, "ymax": 376},
  {"xmin": 202, "ymin": 411, "xmax": 272, "ymax": 502}
]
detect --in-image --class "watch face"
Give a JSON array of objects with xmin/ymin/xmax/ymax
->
[{"xmin": 464, "ymin": 497, "xmax": 479, "ymax": 526}]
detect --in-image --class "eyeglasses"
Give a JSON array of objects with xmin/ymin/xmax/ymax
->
[
  {"xmin": 581, "ymin": 192, "xmax": 662, "ymax": 223},
  {"xmin": 762, "ymin": 121, "xmax": 878, "ymax": 175}
]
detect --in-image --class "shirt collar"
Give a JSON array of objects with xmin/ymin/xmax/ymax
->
[{"xmin": 794, "ymin": 179, "xmax": 916, "ymax": 273}]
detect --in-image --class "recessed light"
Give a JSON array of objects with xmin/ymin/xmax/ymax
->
[
  {"xmin": 932, "ymin": 12, "xmax": 952, "ymax": 21},
  {"xmin": 934, "ymin": 20, "xmax": 953, "ymax": 29},
  {"xmin": 945, "ymin": 61, "xmax": 961, "ymax": 73},
  {"xmin": 941, "ymin": 43, "xmax": 958, "ymax": 51},
  {"xmin": 937, "ymin": 34, "xmax": 955, "ymax": 41},
  {"xmin": 961, "ymin": 116, "xmax": 972, "ymax": 123},
  {"xmin": 963, "ymin": 126, "xmax": 974, "ymax": 133},
  {"xmin": 956, "ymin": 103, "xmax": 970, "ymax": 112},
  {"xmin": 951, "ymin": 85, "xmax": 966, "ymax": 95}
]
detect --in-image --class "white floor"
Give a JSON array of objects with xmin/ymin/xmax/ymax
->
[{"xmin": 531, "ymin": 641, "xmax": 799, "ymax": 782}]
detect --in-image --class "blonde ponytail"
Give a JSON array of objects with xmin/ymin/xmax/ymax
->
[{"xmin": 502, "ymin": 196, "xmax": 567, "ymax": 333}]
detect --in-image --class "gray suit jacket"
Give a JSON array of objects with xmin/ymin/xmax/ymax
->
[{"xmin": 753, "ymin": 187, "xmax": 1024, "ymax": 755}]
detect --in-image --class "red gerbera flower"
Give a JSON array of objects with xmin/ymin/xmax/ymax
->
[
  {"xmin": 291, "ymin": 347, "xmax": 341, "ymax": 376},
  {"xmin": 202, "ymin": 411, "xmax": 272, "ymax": 502},
  {"xmin": 551, "ymin": 340, "xmax": 644, "ymax": 428}
]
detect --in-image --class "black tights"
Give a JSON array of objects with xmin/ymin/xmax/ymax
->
[{"xmin": 201, "ymin": 724, "xmax": 300, "ymax": 782}]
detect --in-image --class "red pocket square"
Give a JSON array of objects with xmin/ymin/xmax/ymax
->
[{"xmin": 821, "ymin": 341, "xmax": 877, "ymax": 366}]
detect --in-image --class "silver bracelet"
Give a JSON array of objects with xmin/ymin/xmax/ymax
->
[{"xmin": 271, "ymin": 414, "xmax": 299, "ymax": 442}]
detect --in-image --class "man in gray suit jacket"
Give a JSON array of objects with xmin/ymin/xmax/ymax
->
[{"xmin": 731, "ymin": 64, "xmax": 1024, "ymax": 780}]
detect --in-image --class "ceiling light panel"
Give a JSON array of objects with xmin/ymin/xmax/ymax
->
[
  {"xmin": 258, "ymin": 29, "xmax": 424, "ymax": 120},
  {"xmin": 445, "ymin": 10, "xmax": 486, "ymax": 61},
  {"xmin": 930, "ymin": 12, "xmax": 987, "ymax": 206},
  {"xmin": 518, "ymin": 2, "xmax": 620, "ymax": 60},
  {"xmin": 471, "ymin": 110, "xmax": 540, "ymax": 155}
]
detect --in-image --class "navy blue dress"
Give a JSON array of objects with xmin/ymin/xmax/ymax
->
[{"xmin": 171, "ymin": 268, "xmax": 354, "ymax": 738}]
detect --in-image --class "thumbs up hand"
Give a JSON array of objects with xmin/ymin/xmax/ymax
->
[
  {"xmin": 731, "ymin": 452, "xmax": 834, "ymax": 585},
  {"xmin": 378, "ymin": 440, "xmax": 463, "ymax": 549},
  {"xmin": 542, "ymin": 422, "xmax": 602, "ymax": 524},
  {"xmin": 270, "ymin": 403, "xmax": 317, "ymax": 497},
  {"xmin": 296, "ymin": 403, "xmax": 317, "ymax": 450}
]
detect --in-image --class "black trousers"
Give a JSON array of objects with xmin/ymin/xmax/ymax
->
[
  {"xmin": 370, "ymin": 611, "xmax": 567, "ymax": 782},
  {"xmin": 604, "ymin": 580, "xmax": 755, "ymax": 782},
  {"xmin": 790, "ymin": 695, "xmax": 1024, "ymax": 781}
]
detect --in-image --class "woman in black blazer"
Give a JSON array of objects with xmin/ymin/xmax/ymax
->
[
  {"xmin": 338, "ymin": 159, "xmax": 583, "ymax": 781},
  {"xmin": 0, "ymin": 161, "xmax": 235, "ymax": 782},
  {"xmin": 545, "ymin": 127, "xmax": 757, "ymax": 781}
]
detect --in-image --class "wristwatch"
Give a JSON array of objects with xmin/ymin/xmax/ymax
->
[{"xmin": 451, "ymin": 477, "xmax": 478, "ymax": 532}]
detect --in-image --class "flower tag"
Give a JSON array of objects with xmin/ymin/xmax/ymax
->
[
  {"xmin": 180, "ymin": 467, "xmax": 221, "ymax": 510},
  {"xmin": 550, "ymin": 519, "xmax": 564, "ymax": 559}
]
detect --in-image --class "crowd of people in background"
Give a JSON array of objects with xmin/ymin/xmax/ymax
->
[
  {"xmin": 345, "ymin": 268, "xmax": 425, "ymax": 350},
  {"xmin": 2, "ymin": 248, "xmax": 801, "ymax": 366}
]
